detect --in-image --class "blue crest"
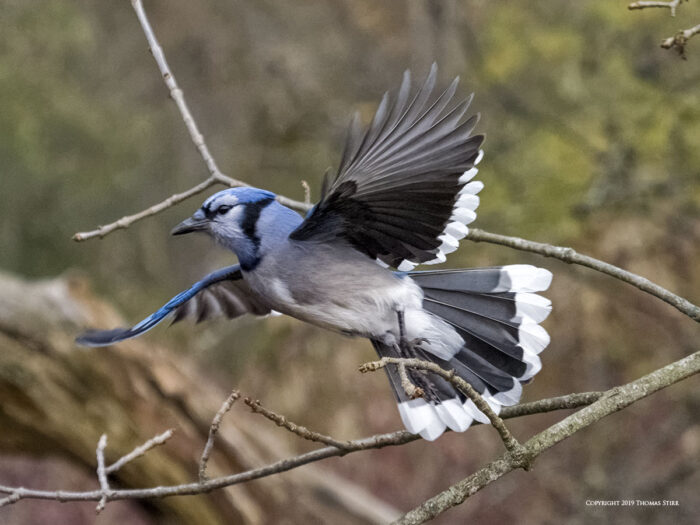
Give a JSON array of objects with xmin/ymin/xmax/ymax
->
[{"xmin": 203, "ymin": 187, "xmax": 276, "ymax": 210}]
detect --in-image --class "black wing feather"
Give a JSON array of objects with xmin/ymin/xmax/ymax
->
[{"xmin": 290, "ymin": 64, "xmax": 484, "ymax": 269}]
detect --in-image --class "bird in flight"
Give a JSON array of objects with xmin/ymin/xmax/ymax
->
[{"xmin": 78, "ymin": 65, "xmax": 552, "ymax": 441}]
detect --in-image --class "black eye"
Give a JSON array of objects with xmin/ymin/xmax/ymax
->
[{"xmin": 216, "ymin": 205, "xmax": 233, "ymax": 215}]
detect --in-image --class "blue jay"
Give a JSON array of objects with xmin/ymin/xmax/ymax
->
[{"xmin": 78, "ymin": 65, "xmax": 552, "ymax": 441}]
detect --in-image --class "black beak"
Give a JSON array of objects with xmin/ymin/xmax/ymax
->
[{"xmin": 171, "ymin": 215, "xmax": 209, "ymax": 236}]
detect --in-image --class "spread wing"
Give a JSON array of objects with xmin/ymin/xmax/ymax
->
[
  {"xmin": 76, "ymin": 265, "xmax": 270, "ymax": 347},
  {"xmin": 290, "ymin": 64, "xmax": 485, "ymax": 271}
]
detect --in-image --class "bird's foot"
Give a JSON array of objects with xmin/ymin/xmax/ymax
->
[
  {"xmin": 398, "ymin": 336, "xmax": 430, "ymax": 359},
  {"xmin": 393, "ymin": 336, "xmax": 437, "ymax": 401}
]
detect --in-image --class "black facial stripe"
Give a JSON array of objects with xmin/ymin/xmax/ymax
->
[
  {"xmin": 241, "ymin": 197, "xmax": 275, "ymax": 249},
  {"xmin": 203, "ymin": 196, "xmax": 231, "ymax": 219},
  {"xmin": 202, "ymin": 201, "xmax": 215, "ymax": 219},
  {"xmin": 203, "ymin": 195, "xmax": 227, "ymax": 218}
]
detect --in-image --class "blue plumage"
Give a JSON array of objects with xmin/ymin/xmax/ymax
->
[
  {"xmin": 78, "ymin": 66, "xmax": 553, "ymax": 441},
  {"xmin": 77, "ymin": 265, "xmax": 245, "ymax": 347}
]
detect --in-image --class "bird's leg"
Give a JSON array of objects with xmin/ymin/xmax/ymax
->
[
  {"xmin": 394, "ymin": 309, "xmax": 437, "ymax": 400},
  {"xmin": 395, "ymin": 308, "xmax": 429, "ymax": 358}
]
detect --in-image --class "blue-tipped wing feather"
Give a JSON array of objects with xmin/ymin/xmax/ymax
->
[{"xmin": 76, "ymin": 265, "xmax": 270, "ymax": 347}]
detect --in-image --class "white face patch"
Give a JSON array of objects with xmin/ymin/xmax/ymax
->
[{"xmin": 211, "ymin": 205, "xmax": 246, "ymax": 244}]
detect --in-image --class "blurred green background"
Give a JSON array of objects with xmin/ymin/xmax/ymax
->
[{"xmin": 1, "ymin": 0, "xmax": 699, "ymax": 523}]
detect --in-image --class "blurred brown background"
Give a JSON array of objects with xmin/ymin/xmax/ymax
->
[{"xmin": 1, "ymin": 0, "xmax": 699, "ymax": 523}]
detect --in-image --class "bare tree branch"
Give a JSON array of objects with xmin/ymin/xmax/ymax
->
[
  {"xmin": 466, "ymin": 228, "xmax": 700, "ymax": 322},
  {"xmin": 628, "ymin": 0, "xmax": 683, "ymax": 16},
  {"xmin": 301, "ymin": 180, "xmax": 311, "ymax": 205},
  {"xmin": 244, "ymin": 397, "xmax": 353, "ymax": 449},
  {"xmin": 361, "ymin": 357, "xmax": 523, "ymax": 455},
  {"xmin": 95, "ymin": 434, "xmax": 111, "ymax": 513},
  {"xmin": 0, "ymin": 390, "xmax": 605, "ymax": 506},
  {"xmin": 72, "ymin": 177, "xmax": 220, "ymax": 241},
  {"xmin": 72, "ymin": 0, "xmax": 309, "ymax": 242},
  {"xmin": 661, "ymin": 22, "xmax": 700, "ymax": 57},
  {"xmin": 0, "ymin": 492, "xmax": 21, "ymax": 508},
  {"xmin": 396, "ymin": 360, "xmax": 426, "ymax": 399},
  {"xmin": 395, "ymin": 350, "xmax": 700, "ymax": 524},
  {"xmin": 499, "ymin": 391, "xmax": 603, "ymax": 417},
  {"xmin": 199, "ymin": 390, "xmax": 240, "ymax": 482},
  {"xmin": 106, "ymin": 429, "xmax": 175, "ymax": 475},
  {"xmin": 628, "ymin": 0, "xmax": 699, "ymax": 57},
  {"xmin": 129, "ymin": 0, "xmax": 220, "ymax": 184},
  {"xmin": 129, "ymin": 0, "xmax": 309, "ymax": 216}
]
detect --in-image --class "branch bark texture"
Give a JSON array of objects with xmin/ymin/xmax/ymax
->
[
  {"xmin": 628, "ymin": 0, "xmax": 699, "ymax": 57},
  {"xmin": 71, "ymin": 0, "xmax": 309, "ymax": 242},
  {"xmin": 0, "ymin": 384, "xmax": 605, "ymax": 507},
  {"xmin": 396, "ymin": 350, "xmax": 700, "ymax": 524},
  {"xmin": 466, "ymin": 228, "xmax": 700, "ymax": 322},
  {"xmin": 628, "ymin": 0, "xmax": 682, "ymax": 16}
]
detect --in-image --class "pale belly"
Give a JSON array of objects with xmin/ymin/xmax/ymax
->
[
  {"xmin": 245, "ymin": 267, "xmax": 423, "ymax": 337},
  {"xmin": 241, "ymin": 242, "xmax": 463, "ymax": 359},
  {"xmin": 243, "ymin": 260, "xmax": 463, "ymax": 360}
]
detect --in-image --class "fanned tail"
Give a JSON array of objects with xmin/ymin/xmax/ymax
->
[{"xmin": 376, "ymin": 265, "xmax": 552, "ymax": 440}]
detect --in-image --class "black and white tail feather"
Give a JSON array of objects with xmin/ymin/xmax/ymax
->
[{"xmin": 377, "ymin": 265, "xmax": 552, "ymax": 440}]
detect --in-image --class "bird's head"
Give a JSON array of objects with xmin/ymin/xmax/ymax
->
[
  {"xmin": 172, "ymin": 186, "xmax": 276, "ymax": 243},
  {"xmin": 171, "ymin": 187, "xmax": 301, "ymax": 270}
]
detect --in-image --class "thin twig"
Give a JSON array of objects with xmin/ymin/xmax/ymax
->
[
  {"xmin": 661, "ymin": 23, "xmax": 700, "ymax": 57},
  {"xmin": 245, "ymin": 397, "xmax": 353, "ymax": 449},
  {"xmin": 397, "ymin": 361, "xmax": 425, "ymax": 399},
  {"xmin": 106, "ymin": 429, "xmax": 175, "ymax": 474},
  {"xmin": 95, "ymin": 434, "xmax": 110, "ymax": 513},
  {"xmin": 130, "ymin": 0, "xmax": 221, "ymax": 182},
  {"xmin": 72, "ymin": 0, "xmax": 309, "ymax": 243},
  {"xmin": 628, "ymin": 0, "xmax": 682, "ymax": 16},
  {"xmin": 130, "ymin": 0, "xmax": 311, "ymax": 216},
  {"xmin": 73, "ymin": 177, "xmax": 219, "ymax": 241},
  {"xmin": 132, "ymin": 0, "xmax": 316, "ymax": 216},
  {"xmin": 628, "ymin": 0, "xmax": 699, "ymax": 58},
  {"xmin": 199, "ymin": 390, "xmax": 240, "ymax": 483},
  {"xmin": 0, "ymin": 389, "xmax": 630, "ymax": 506},
  {"xmin": 301, "ymin": 180, "xmax": 311, "ymax": 205},
  {"xmin": 466, "ymin": 228, "xmax": 700, "ymax": 322},
  {"xmin": 0, "ymin": 491, "xmax": 21, "ymax": 508},
  {"xmin": 499, "ymin": 391, "xmax": 603, "ymax": 417},
  {"xmin": 395, "ymin": 350, "xmax": 700, "ymax": 524},
  {"xmin": 360, "ymin": 357, "xmax": 522, "ymax": 454}
]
